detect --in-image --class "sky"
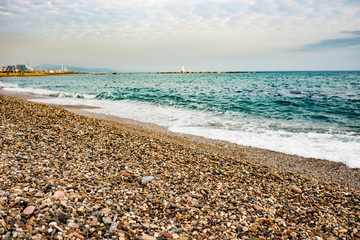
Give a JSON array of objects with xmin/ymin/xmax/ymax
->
[{"xmin": 0, "ymin": 0, "xmax": 359, "ymax": 72}]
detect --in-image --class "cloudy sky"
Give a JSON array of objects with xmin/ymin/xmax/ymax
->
[{"xmin": 0, "ymin": 0, "xmax": 359, "ymax": 71}]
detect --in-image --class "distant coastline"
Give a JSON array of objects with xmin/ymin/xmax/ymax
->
[{"xmin": 0, "ymin": 71, "xmax": 88, "ymax": 78}]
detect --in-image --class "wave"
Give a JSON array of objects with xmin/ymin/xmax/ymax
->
[
  {"xmin": 0, "ymin": 81, "xmax": 95, "ymax": 99},
  {"xmin": 31, "ymin": 97, "xmax": 360, "ymax": 168}
]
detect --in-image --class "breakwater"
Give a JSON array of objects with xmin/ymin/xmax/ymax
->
[{"xmin": 159, "ymin": 71, "xmax": 255, "ymax": 74}]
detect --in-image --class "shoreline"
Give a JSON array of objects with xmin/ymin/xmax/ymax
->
[
  {"xmin": 1, "ymin": 89, "xmax": 359, "ymax": 189},
  {"xmin": 1, "ymin": 92, "xmax": 360, "ymax": 239},
  {"xmin": 0, "ymin": 72, "xmax": 88, "ymax": 78}
]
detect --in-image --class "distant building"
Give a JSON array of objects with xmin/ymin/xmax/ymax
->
[
  {"xmin": 6, "ymin": 65, "xmax": 16, "ymax": 72},
  {"xmin": 1, "ymin": 64, "xmax": 34, "ymax": 72},
  {"xmin": 16, "ymin": 64, "xmax": 27, "ymax": 72}
]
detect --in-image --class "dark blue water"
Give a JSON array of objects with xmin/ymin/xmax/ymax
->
[{"xmin": 1, "ymin": 71, "xmax": 359, "ymax": 167}]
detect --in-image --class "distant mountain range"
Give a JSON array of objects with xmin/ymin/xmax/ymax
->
[{"xmin": 33, "ymin": 64, "xmax": 116, "ymax": 73}]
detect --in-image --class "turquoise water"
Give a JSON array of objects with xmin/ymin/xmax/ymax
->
[{"xmin": 1, "ymin": 71, "xmax": 359, "ymax": 167}]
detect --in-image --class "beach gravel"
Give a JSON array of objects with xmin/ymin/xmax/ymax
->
[{"xmin": 0, "ymin": 94, "xmax": 360, "ymax": 239}]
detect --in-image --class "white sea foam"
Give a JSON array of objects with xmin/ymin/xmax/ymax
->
[
  {"xmin": 31, "ymin": 97, "xmax": 360, "ymax": 168},
  {"xmin": 0, "ymin": 82, "xmax": 95, "ymax": 99},
  {"xmin": 0, "ymin": 82, "xmax": 20, "ymax": 89}
]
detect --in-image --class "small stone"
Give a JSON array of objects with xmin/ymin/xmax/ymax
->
[
  {"xmin": 190, "ymin": 199, "xmax": 199, "ymax": 207},
  {"xmin": 39, "ymin": 227, "xmax": 52, "ymax": 234},
  {"xmin": 0, "ymin": 219, "xmax": 6, "ymax": 228},
  {"xmin": 273, "ymin": 173, "xmax": 282, "ymax": 179},
  {"xmin": 162, "ymin": 232, "xmax": 173, "ymax": 238},
  {"xmin": 15, "ymin": 220, "xmax": 25, "ymax": 228},
  {"xmin": 68, "ymin": 222, "xmax": 79, "ymax": 229},
  {"xmin": 101, "ymin": 207, "xmax": 111, "ymax": 215},
  {"xmin": 58, "ymin": 213, "xmax": 70, "ymax": 222},
  {"xmin": 73, "ymin": 232, "xmax": 85, "ymax": 239},
  {"xmin": 50, "ymin": 221, "xmax": 64, "ymax": 232},
  {"xmin": 339, "ymin": 228, "xmax": 348, "ymax": 233},
  {"xmin": 325, "ymin": 237, "xmax": 336, "ymax": 240},
  {"xmin": 141, "ymin": 234, "xmax": 157, "ymax": 240},
  {"xmin": 141, "ymin": 176, "xmax": 154, "ymax": 184},
  {"xmin": 254, "ymin": 205, "xmax": 262, "ymax": 211},
  {"xmin": 103, "ymin": 217, "xmax": 112, "ymax": 224},
  {"xmin": 53, "ymin": 191, "xmax": 65, "ymax": 200},
  {"xmin": 291, "ymin": 186, "xmax": 302, "ymax": 194},
  {"xmin": 91, "ymin": 218, "xmax": 99, "ymax": 226},
  {"xmin": 60, "ymin": 201, "xmax": 67, "ymax": 207},
  {"xmin": 35, "ymin": 192, "xmax": 44, "ymax": 197},
  {"xmin": 23, "ymin": 206, "xmax": 35, "ymax": 215},
  {"xmin": 179, "ymin": 235, "xmax": 189, "ymax": 240},
  {"xmin": 109, "ymin": 222, "xmax": 118, "ymax": 232}
]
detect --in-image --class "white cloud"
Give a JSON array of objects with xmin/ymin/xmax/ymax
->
[{"xmin": 0, "ymin": 0, "xmax": 359, "ymax": 70}]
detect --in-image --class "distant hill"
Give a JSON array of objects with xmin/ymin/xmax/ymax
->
[{"xmin": 33, "ymin": 64, "xmax": 116, "ymax": 73}]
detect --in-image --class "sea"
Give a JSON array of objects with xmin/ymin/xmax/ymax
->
[{"xmin": 1, "ymin": 71, "xmax": 359, "ymax": 168}]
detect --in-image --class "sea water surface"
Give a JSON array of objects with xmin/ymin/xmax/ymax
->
[{"xmin": 1, "ymin": 71, "xmax": 359, "ymax": 168}]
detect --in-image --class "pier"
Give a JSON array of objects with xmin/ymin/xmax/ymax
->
[{"xmin": 159, "ymin": 71, "xmax": 255, "ymax": 74}]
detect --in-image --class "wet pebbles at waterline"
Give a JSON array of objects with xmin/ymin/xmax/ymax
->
[{"xmin": 0, "ymin": 95, "xmax": 359, "ymax": 239}]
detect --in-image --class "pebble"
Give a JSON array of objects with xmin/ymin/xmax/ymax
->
[
  {"xmin": 73, "ymin": 232, "xmax": 85, "ymax": 239},
  {"xmin": 23, "ymin": 206, "xmax": 35, "ymax": 215},
  {"xmin": 291, "ymin": 185, "xmax": 303, "ymax": 194},
  {"xmin": 53, "ymin": 191, "xmax": 65, "ymax": 200},
  {"xmin": 103, "ymin": 217, "xmax": 112, "ymax": 224},
  {"xmin": 253, "ymin": 205, "xmax": 262, "ymax": 211},
  {"xmin": 109, "ymin": 222, "xmax": 118, "ymax": 232},
  {"xmin": 142, "ymin": 234, "xmax": 157, "ymax": 240},
  {"xmin": 68, "ymin": 222, "xmax": 79, "ymax": 229},
  {"xmin": 141, "ymin": 176, "xmax": 155, "ymax": 184},
  {"xmin": 34, "ymin": 192, "xmax": 44, "ymax": 197},
  {"xmin": 0, "ymin": 95, "xmax": 359, "ymax": 240},
  {"xmin": 90, "ymin": 218, "xmax": 99, "ymax": 226},
  {"xmin": 162, "ymin": 232, "xmax": 173, "ymax": 238}
]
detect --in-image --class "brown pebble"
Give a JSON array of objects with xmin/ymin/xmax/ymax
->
[
  {"xmin": 162, "ymin": 232, "xmax": 173, "ymax": 238},
  {"xmin": 141, "ymin": 234, "xmax": 157, "ymax": 240},
  {"xmin": 339, "ymin": 228, "xmax": 348, "ymax": 233},
  {"xmin": 15, "ymin": 220, "xmax": 25, "ymax": 228},
  {"xmin": 90, "ymin": 218, "xmax": 99, "ymax": 226},
  {"xmin": 23, "ymin": 206, "xmax": 35, "ymax": 215},
  {"xmin": 325, "ymin": 237, "xmax": 336, "ymax": 240},
  {"xmin": 291, "ymin": 186, "xmax": 302, "ymax": 193},
  {"xmin": 273, "ymin": 173, "xmax": 282, "ymax": 179},
  {"xmin": 254, "ymin": 205, "xmax": 262, "ymax": 211},
  {"xmin": 73, "ymin": 232, "xmax": 85, "ymax": 239}
]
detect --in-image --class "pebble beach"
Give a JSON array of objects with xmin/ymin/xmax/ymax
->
[{"xmin": 1, "ymin": 94, "xmax": 360, "ymax": 239}]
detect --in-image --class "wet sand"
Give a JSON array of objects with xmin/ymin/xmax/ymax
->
[{"xmin": 1, "ymin": 92, "xmax": 360, "ymax": 239}]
